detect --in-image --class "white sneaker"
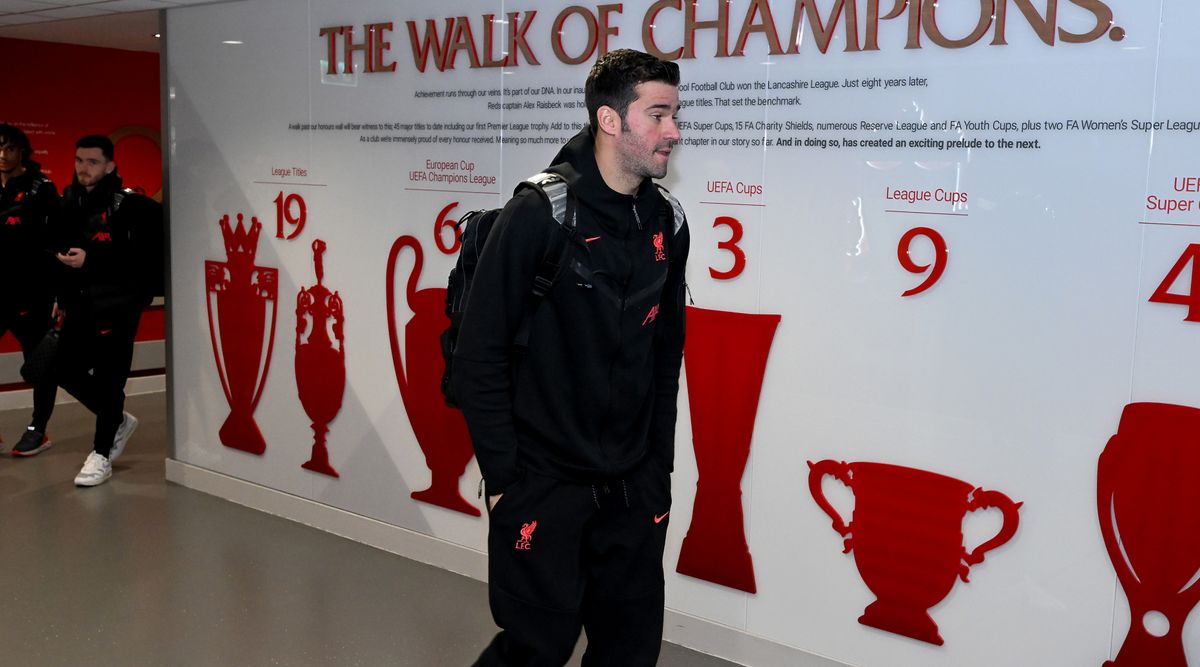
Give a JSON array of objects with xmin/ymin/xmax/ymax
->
[
  {"xmin": 110, "ymin": 411, "xmax": 138, "ymax": 462},
  {"xmin": 74, "ymin": 452, "xmax": 113, "ymax": 487}
]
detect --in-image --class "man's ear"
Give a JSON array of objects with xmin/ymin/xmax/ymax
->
[
  {"xmin": 596, "ymin": 105, "xmax": 621, "ymax": 137},
  {"xmin": 105, "ymin": 161, "xmax": 116, "ymax": 175}
]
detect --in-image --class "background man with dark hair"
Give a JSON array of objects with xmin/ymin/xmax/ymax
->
[
  {"xmin": 454, "ymin": 49, "xmax": 689, "ymax": 666},
  {"xmin": 55, "ymin": 134, "xmax": 160, "ymax": 486},
  {"xmin": 0, "ymin": 123, "xmax": 61, "ymax": 457}
]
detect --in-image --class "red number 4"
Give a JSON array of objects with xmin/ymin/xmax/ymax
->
[{"xmin": 1150, "ymin": 244, "xmax": 1200, "ymax": 321}]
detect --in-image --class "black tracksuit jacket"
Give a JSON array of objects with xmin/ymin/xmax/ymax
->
[
  {"xmin": 452, "ymin": 128, "xmax": 690, "ymax": 494},
  {"xmin": 56, "ymin": 172, "xmax": 158, "ymax": 319},
  {"xmin": 0, "ymin": 162, "xmax": 58, "ymax": 310}
]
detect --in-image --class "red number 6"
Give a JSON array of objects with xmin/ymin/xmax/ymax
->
[
  {"xmin": 434, "ymin": 201, "xmax": 461, "ymax": 255},
  {"xmin": 710, "ymin": 216, "xmax": 747, "ymax": 280},
  {"xmin": 897, "ymin": 227, "xmax": 947, "ymax": 297}
]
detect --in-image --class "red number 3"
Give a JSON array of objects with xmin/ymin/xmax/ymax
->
[
  {"xmin": 1149, "ymin": 243, "xmax": 1200, "ymax": 321},
  {"xmin": 710, "ymin": 216, "xmax": 747, "ymax": 280}
]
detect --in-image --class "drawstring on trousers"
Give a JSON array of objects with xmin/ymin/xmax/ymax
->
[{"xmin": 590, "ymin": 481, "xmax": 631, "ymax": 509}]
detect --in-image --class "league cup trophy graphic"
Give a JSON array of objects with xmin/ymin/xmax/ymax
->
[
  {"xmin": 808, "ymin": 460, "xmax": 1021, "ymax": 645},
  {"xmin": 675, "ymin": 306, "xmax": 780, "ymax": 593},
  {"xmin": 205, "ymin": 213, "xmax": 278, "ymax": 455},
  {"xmin": 386, "ymin": 235, "xmax": 480, "ymax": 516},
  {"xmin": 1098, "ymin": 402, "xmax": 1200, "ymax": 667},
  {"xmin": 295, "ymin": 239, "xmax": 345, "ymax": 478}
]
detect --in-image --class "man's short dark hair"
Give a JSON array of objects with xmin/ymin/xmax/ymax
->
[
  {"xmin": 585, "ymin": 49, "xmax": 680, "ymax": 130},
  {"xmin": 76, "ymin": 134, "xmax": 115, "ymax": 161},
  {"xmin": 0, "ymin": 123, "xmax": 32, "ymax": 162}
]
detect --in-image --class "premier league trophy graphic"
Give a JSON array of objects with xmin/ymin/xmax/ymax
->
[
  {"xmin": 295, "ymin": 239, "xmax": 345, "ymax": 478},
  {"xmin": 1098, "ymin": 402, "xmax": 1200, "ymax": 667},
  {"xmin": 808, "ymin": 460, "xmax": 1021, "ymax": 645},
  {"xmin": 386, "ymin": 235, "xmax": 480, "ymax": 516},
  {"xmin": 205, "ymin": 213, "xmax": 278, "ymax": 455}
]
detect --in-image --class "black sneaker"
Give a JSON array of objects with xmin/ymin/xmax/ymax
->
[{"xmin": 11, "ymin": 428, "xmax": 51, "ymax": 457}]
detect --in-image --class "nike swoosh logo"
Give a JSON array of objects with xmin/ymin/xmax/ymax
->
[
  {"xmin": 654, "ymin": 512, "xmax": 669, "ymax": 524},
  {"xmin": 584, "ymin": 236, "xmax": 601, "ymax": 243},
  {"xmin": 99, "ymin": 328, "xmax": 113, "ymax": 335}
]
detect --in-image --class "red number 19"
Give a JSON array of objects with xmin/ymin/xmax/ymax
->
[{"xmin": 274, "ymin": 192, "xmax": 306, "ymax": 240}]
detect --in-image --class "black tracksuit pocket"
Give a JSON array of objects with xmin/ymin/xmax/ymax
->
[{"xmin": 487, "ymin": 473, "xmax": 591, "ymax": 612}]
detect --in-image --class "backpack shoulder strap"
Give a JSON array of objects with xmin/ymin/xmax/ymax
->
[
  {"xmin": 109, "ymin": 189, "xmax": 130, "ymax": 216},
  {"xmin": 654, "ymin": 183, "xmax": 685, "ymax": 236},
  {"xmin": 514, "ymin": 172, "xmax": 575, "ymax": 348},
  {"xmin": 524, "ymin": 172, "xmax": 571, "ymax": 227}
]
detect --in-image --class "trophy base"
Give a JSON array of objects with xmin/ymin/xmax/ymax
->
[
  {"xmin": 302, "ymin": 459, "xmax": 340, "ymax": 478},
  {"xmin": 676, "ymin": 532, "xmax": 757, "ymax": 593},
  {"xmin": 412, "ymin": 486, "xmax": 481, "ymax": 517},
  {"xmin": 859, "ymin": 599, "xmax": 944, "ymax": 646},
  {"xmin": 1105, "ymin": 628, "xmax": 1190, "ymax": 667},
  {"xmin": 219, "ymin": 411, "xmax": 267, "ymax": 455}
]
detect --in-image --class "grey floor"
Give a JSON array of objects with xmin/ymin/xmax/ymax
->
[{"xmin": 0, "ymin": 391, "xmax": 737, "ymax": 666}]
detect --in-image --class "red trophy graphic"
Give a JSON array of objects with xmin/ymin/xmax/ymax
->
[
  {"xmin": 205, "ymin": 213, "xmax": 278, "ymax": 455},
  {"xmin": 295, "ymin": 239, "xmax": 345, "ymax": 478},
  {"xmin": 386, "ymin": 235, "xmax": 480, "ymax": 516},
  {"xmin": 808, "ymin": 460, "xmax": 1021, "ymax": 645},
  {"xmin": 675, "ymin": 306, "xmax": 781, "ymax": 593},
  {"xmin": 1098, "ymin": 402, "xmax": 1200, "ymax": 667}
]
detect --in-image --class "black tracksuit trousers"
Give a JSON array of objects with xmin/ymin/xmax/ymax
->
[
  {"xmin": 0, "ymin": 299, "xmax": 57, "ymax": 432},
  {"xmin": 54, "ymin": 305, "xmax": 141, "ymax": 456},
  {"xmin": 474, "ymin": 458, "xmax": 672, "ymax": 667}
]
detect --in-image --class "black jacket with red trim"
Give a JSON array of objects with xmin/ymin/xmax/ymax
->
[
  {"xmin": 452, "ymin": 127, "xmax": 690, "ymax": 494},
  {"xmin": 57, "ymin": 171, "xmax": 160, "ymax": 317},
  {"xmin": 0, "ymin": 162, "xmax": 59, "ymax": 309}
]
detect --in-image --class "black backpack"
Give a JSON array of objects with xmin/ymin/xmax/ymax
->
[
  {"xmin": 109, "ymin": 188, "xmax": 165, "ymax": 300},
  {"xmin": 439, "ymin": 172, "xmax": 685, "ymax": 408}
]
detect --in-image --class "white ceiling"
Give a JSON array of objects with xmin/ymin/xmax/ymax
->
[{"xmin": 0, "ymin": 0, "xmax": 224, "ymax": 51}]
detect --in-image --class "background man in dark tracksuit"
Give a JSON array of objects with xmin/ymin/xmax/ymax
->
[
  {"xmin": 55, "ymin": 134, "xmax": 159, "ymax": 487},
  {"xmin": 0, "ymin": 124, "xmax": 61, "ymax": 457},
  {"xmin": 454, "ymin": 50, "xmax": 689, "ymax": 666}
]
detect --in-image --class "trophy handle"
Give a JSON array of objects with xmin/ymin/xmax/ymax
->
[
  {"xmin": 1096, "ymin": 436, "xmax": 1140, "ymax": 592},
  {"xmin": 386, "ymin": 235, "xmax": 424, "ymax": 399},
  {"xmin": 296, "ymin": 288, "xmax": 313, "ymax": 345},
  {"xmin": 204, "ymin": 261, "xmax": 234, "ymax": 407},
  {"xmin": 331, "ymin": 291, "xmax": 345, "ymax": 350},
  {"xmin": 251, "ymin": 268, "xmax": 279, "ymax": 412},
  {"xmin": 961, "ymin": 488, "xmax": 1022, "ymax": 580},
  {"xmin": 808, "ymin": 460, "xmax": 854, "ymax": 551}
]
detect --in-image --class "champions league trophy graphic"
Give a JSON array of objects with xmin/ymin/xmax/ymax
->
[
  {"xmin": 295, "ymin": 239, "xmax": 345, "ymax": 478},
  {"xmin": 386, "ymin": 235, "xmax": 480, "ymax": 516},
  {"xmin": 675, "ymin": 306, "xmax": 780, "ymax": 593},
  {"xmin": 1098, "ymin": 402, "xmax": 1200, "ymax": 667},
  {"xmin": 205, "ymin": 213, "xmax": 278, "ymax": 455},
  {"xmin": 808, "ymin": 460, "xmax": 1021, "ymax": 645}
]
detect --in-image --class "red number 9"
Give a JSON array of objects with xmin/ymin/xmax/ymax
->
[
  {"xmin": 710, "ymin": 216, "xmax": 747, "ymax": 280},
  {"xmin": 897, "ymin": 227, "xmax": 947, "ymax": 297}
]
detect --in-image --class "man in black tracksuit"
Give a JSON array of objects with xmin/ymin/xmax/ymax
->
[
  {"xmin": 55, "ymin": 135, "xmax": 159, "ymax": 487},
  {"xmin": 453, "ymin": 50, "xmax": 688, "ymax": 666},
  {"xmin": 0, "ymin": 124, "xmax": 60, "ymax": 457}
]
